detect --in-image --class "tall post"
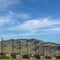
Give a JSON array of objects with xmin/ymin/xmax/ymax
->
[
  {"xmin": 38, "ymin": 42, "xmax": 41, "ymax": 55},
  {"xmin": 40, "ymin": 42, "xmax": 45, "ymax": 60},
  {"xmin": 53, "ymin": 46, "xmax": 55, "ymax": 56},
  {"xmin": 26, "ymin": 40, "xmax": 29, "ymax": 56},
  {"xmin": 11, "ymin": 39, "xmax": 14, "ymax": 54},
  {"xmin": 20, "ymin": 40, "xmax": 22, "ymax": 60},
  {"xmin": 1, "ymin": 37, "xmax": 3, "ymax": 54},
  {"xmin": 48, "ymin": 45, "xmax": 51, "ymax": 57},
  {"xmin": 34, "ymin": 41, "xmax": 36, "ymax": 55},
  {"xmin": 1, "ymin": 37, "xmax": 4, "ymax": 58},
  {"xmin": 42, "ymin": 43, "xmax": 45, "ymax": 60}
]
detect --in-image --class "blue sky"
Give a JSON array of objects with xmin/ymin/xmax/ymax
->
[{"xmin": 0, "ymin": 0, "xmax": 60, "ymax": 43}]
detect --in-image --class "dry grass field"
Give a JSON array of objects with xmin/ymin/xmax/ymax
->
[{"xmin": 0, "ymin": 59, "xmax": 60, "ymax": 60}]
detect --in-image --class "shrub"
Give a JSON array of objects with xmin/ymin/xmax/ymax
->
[
  {"xmin": 34, "ymin": 54, "xmax": 40, "ymax": 59},
  {"xmin": 0, "ymin": 56, "xmax": 9, "ymax": 59},
  {"xmin": 45, "ymin": 56, "xmax": 51, "ymax": 59},
  {"xmin": 56, "ymin": 56, "xmax": 60, "ymax": 59},
  {"xmin": 22, "ymin": 54, "xmax": 30, "ymax": 59}
]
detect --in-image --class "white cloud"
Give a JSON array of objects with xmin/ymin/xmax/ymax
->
[
  {"xmin": 0, "ymin": 0, "xmax": 20, "ymax": 10},
  {"xmin": 0, "ymin": 16, "xmax": 11, "ymax": 27},
  {"xmin": 9, "ymin": 11, "xmax": 31, "ymax": 19},
  {"xmin": 8, "ymin": 17, "xmax": 60, "ymax": 33},
  {"xmin": 0, "ymin": 17, "xmax": 60, "ymax": 39},
  {"xmin": 0, "ymin": 11, "xmax": 31, "ymax": 28},
  {"xmin": 0, "ymin": 12, "xmax": 60, "ymax": 37},
  {"xmin": 43, "ymin": 27, "xmax": 60, "ymax": 31},
  {"xmin": 0, "ymin": 15, "xmax": 17, "ymax": 27}
]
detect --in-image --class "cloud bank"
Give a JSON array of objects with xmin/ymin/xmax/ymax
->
[
  {"xmin": 8, "ymin": 17, "xmax": 60, "ymax": 33},
  {"xmin": 0, "ymin": 0, "xmax": 20, "ymax": 10}
]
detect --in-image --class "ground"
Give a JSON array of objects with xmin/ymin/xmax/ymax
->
[{"xmin": 0, "ymin": 59, "xmax": 60, "ymax": 60}]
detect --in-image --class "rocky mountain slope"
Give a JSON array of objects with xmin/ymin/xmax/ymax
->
[{"xmin": 0, "ymin": 38, "xmax": 60, "ymax": 56}]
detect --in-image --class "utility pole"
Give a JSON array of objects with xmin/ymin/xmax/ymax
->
[
  {"xmin": 42, "ymin": 43, "xmax": 45, "ymax": 60},
  {"xmin": 34, "ymin": 41, "xmax": 37, "ymax": 55},
  {"xmin": 26, "ymin": 40, "xmax": 29, "ymax": 56},
  {"xmin": 1, "ymin": 37, "xmax": 3, "ymax": 53},
  {"xmin": 53, "ymin": 46, "xmax": 55, "ymax": 56},
  {"xmin": 48, "ymin": 44, "xmax": 51, "ymax": 57},
  {"xmin": 1, "ymin": 37, "xmax": 3, "ymax": 54},
  {"xmin": 11, "ymin": 39, "xmax": 14, "ymax": 54},
  {"xmin": 20, "ymin": 40, "xmax": 22, "ymax": 60}
]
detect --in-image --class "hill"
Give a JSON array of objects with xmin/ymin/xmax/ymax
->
[{"xmin": 0, "ymin": 38, "xmax": 60, "ymax": 56}]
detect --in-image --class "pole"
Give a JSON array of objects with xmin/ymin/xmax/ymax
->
[
  {"xmin": 42, "ymin": 43, "xmax": 45, "ymax": 60},
  {"xmin": 27, "ymin": 41, "xmax": 29, "ymax": 56},
  {"xmin": 20, "ymin": 40, "xmax": 22, "ymax": 60},
  {"xmin": 1, "ymin": 37, "xmax": 3, "ymax": 54},
  {"xmin": 11, "ymin": 39, "xmax": 14, "ymax": 54},
  {"xmin": 34, "ymin": 41, "xmax": 36, "ymax": 55},
  {"xmin": 1, "ymin": 37, "xmax": 4, "ymax": 58}
]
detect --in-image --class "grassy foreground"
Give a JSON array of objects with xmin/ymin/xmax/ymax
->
[{"xmin": 0, "ymin": 59, "xmax": 60, "ymax": 60}]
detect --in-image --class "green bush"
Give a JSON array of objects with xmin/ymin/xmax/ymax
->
[{"xmin": 0, "ymin": 55, "xmax": 9, "ymax": 59}]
